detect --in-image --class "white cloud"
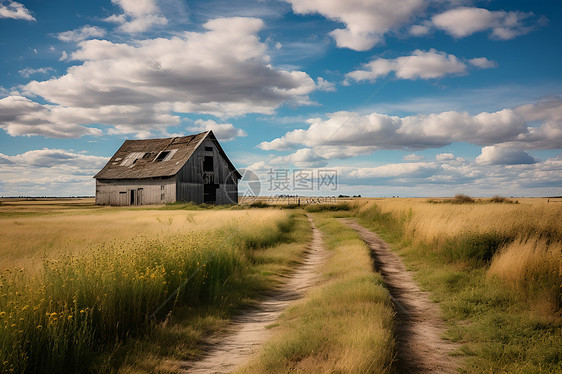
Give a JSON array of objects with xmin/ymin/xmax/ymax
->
[
  {"xmin": 284, "ymin": 0, "xmax": 425, "ymax": 51},
  {"xmin": 0, "ymin": 1, "xmax": 34, "ymax": 21},
  {"xmin": 403, "ymin": 154, "xmax": 424, "ymax": 161},
  {"xmin": 476, "ymin": 145, "xmax": 537, "ymax": 165},
  {"xmin": 271, "ymin": 148, "xmax": 327, "ymax": 168},
  {"xmin": 56, "ymin": 25, "xmax": 106, "ymax": 42},
  {"xmin": 468, "ymin": 57, "xmax": 497, "ymax": 69},
  {"xmin": 18, "ymin": 67, "xmax": 54, "ymax": 78},
  {"xmin": 105, "ymin": 0, "xmax": 167, "ymax": 33},
  {"xmin": 409, "ymin": 23, "xmax": 431, "ymax": 36},
  {"xmin": 0, "ymin": 148, "xmax": 108, "ymax": 196},
  {"xmin": 345, "ymin": 49, "xmax": 493, "ymax": 84},
  {"xmin": 316, "ymin": 77, "xmax": 336, "ymax": 92},
  {"xmin": 432, "ymin": 7, "xmax": 539, "ymax": 40},
  {"xmin": 436, "ymin": 153, "xmax": 455, "ymax": 162},
  {"xmin": 1, "ymin": 17, "xmax": 316, "ymax": 138},
  {"xmin": 337, "ymin": 162, "xmax": 440, "ymax": 180},
  {"xmin": 188, "ymin": 119, "xmax": 247, "ymax": 141},
  {"xmin": 259, "ymin": 98, "xmax": 562, "ymax": 158}
]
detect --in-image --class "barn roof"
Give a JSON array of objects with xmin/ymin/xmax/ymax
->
[{"xmin": 94, "ymin": 131, "xmax": 241, "ymax": 180}]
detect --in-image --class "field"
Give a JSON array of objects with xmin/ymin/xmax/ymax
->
[
  {"xmin": 0, "ymin": 198, "xmax": 560, "ymax": 373},
  {"xmin": 354, "ymin": 197, "xmax": 561, "ymax": 372}
]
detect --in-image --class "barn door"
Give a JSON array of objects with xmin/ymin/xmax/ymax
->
[{"xmin": 137, "ymin": 188, "xmax": 143, "ymax": 205}]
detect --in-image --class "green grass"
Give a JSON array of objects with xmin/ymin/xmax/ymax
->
[
  {"xmin": 0, "ymin": 211, "xmax": 310, "ymax": 374},
  {"xmin": 355, "ymin": 203, "xmax": 562, "ymax": 373},
  {"xmin": 237, "ymin": 214, "xmax": 395, "ymax": 373}
]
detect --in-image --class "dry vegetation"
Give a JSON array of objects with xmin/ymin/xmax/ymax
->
[
  {"xmin": 355, "ymin": 197, "xmax": 561, "ymax": 372},
  {"xmin": 0, "ymin": 200, "xmax": 301, "ymax": 373}
]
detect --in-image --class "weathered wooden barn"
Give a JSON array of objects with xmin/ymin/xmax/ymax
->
[{"xmin": 94, "ymin": 131, "xmax": 241, "ymax": 205}]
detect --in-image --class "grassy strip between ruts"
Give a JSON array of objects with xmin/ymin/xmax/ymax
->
[
  {"xmin": 0, "ymin": 209, "xmax": 310, "ymax": 374},
  {"xmin": 355, "ymin": 201, "xmax": 561, "ymax": 373},
  {"xmin": 237, "ymin": 213, "xmax": 395, "ymax": 374}
]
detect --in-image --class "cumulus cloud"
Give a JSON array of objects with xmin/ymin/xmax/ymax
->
[
  {"xmin": 18, "ymin": 67, "xmax": 54, "ymax": 78},
  {"xmin": 56, "ymin": 25, "xmax": 106, "ymax": 42},
  {"xmin": 284, "ymin": 0, "xmax": 425, "ymax": 51},
  {"xmin": 271, "ymin": 148, "xmax": 327, "ymax": 168},
  {"xmin": 0, "ymin": 148, "xmax": 108, "ymax": 196},
  {"xmin": 468, "ymin": 57, "xmax": 497, "ymax": 69},
  {"xmin": 476, "ymin": 145, "xmax": 537, "ymax": 165},
  {"xmin": 403, "ymin": 154, "xmax": 424, "ymax": 161},
  {"xmin": 259, "ymin": 98, "xmax": 562, "ymax": 158},
  {"xmin": 345, "ymin": 49, "xmax": 494, "ymax": 84},
  {"xmin": 316, "ymin": 77, "xmax": 336, "ymax": 92},
  {"xmin": 105, "ymin": 0, "xmax": 168, "ymax": 33},
  {"xmin": 1, "ymin": 17, "xmax": 316, "ymax": 138},
  {"xmin": 436, "ymin": 153, "xmax": 455, "ymax": 162},
  {"xmin": 0, "ymin": 1, "xmax": 35, "ymax": 21},
  {"xmin": 432, "ymin": 7, "xmax": 541, "ymax": 40},
  {"xmin": 188, "ymin": 119, "xmax": 247, "ymax": 141}
]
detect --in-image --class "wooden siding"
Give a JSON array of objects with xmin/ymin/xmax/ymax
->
[
  {"xmin": 95, "ymin": 177, "xmax": 176, "ymax": 206},
  {"xmin": 176, "ymin": 138, "xmax": 238, "ymax": 204}
]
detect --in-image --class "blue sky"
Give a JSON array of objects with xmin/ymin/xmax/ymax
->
[{"xmin": 0, "ymin": 0, "xmax": 561, "ymax": 197}]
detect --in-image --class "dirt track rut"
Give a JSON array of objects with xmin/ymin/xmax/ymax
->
[
  {"xmin": 179, "ymin": 214, "xmax": 329, "ymax": 374},
  {"xmin": 339, "ymin": 218, "xmax": 459, "ymax": 374}
]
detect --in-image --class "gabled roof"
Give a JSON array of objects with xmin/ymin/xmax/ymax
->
[{"xmin": 94, "ymin": 131, "xmax": 241, "ymax": 180}]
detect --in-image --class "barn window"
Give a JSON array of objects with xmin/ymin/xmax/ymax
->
[
  {"xmin": 153, "ymin": 149, "xmax": 177, "ymax": 162},
  {"xmin": 155, "ymin": 151, "xmax": 170, "ymax": 161},
  {"xmin": 205, "ymin": 146, "xmax": 213, "ymax": 152}
]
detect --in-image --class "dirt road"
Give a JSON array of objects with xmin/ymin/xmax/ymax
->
[
  {"xmin": 179, "ymin": 215, "xmax": 329, "ymax": 374},
  {"xmin": 340, "ymin": 218, "xmax": 459, "ymax": 373}
]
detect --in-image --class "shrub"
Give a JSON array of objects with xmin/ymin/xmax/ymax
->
[
  {"xmin": 452, "ymin": 194, "xmax": 475, "ymax": 204},
  {"xmin": 304, "ymin": 203, "xmax": 351, "ymax": 213}
]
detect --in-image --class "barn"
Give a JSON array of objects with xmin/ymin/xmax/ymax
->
[{"xmin": 94, "ymin": 131, "xmax": 241, "ymax": 205}]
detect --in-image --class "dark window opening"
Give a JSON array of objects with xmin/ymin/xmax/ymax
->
[
  {"xmin": 203, "ymin": 156, "xmax": 213, "ymax": 172},
  {"xmin": 155, "ymin": 150, "xmax": 170, "ymax": 162},
  {"xmin": 130, "ymin": 190, "xmax": 136, "ymax": 205},
  {"xmin": 142, "ymin": 153, "xmax": 152, "ymax": 159},
  {"xmin": 205, "ymin": 146, "xmax": 213, "ymax": 152}
]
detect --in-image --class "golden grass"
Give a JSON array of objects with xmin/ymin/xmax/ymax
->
[
  {"xmin": 488, "ymin": 237, "xmax": 561, "ymax": 314},
  {"xmin": 357, "ymin": 198, "xmax": 562, "ymax": 243},
  {"xmin": 0, "ymin": 205, "xmax": 285, "ymax": 271},
  {"xmin": 354, "ymin": 198, "xmax": 562, "ymax": 372},
  {"xmin": 0, "ymin": 201, "xmax": 295, "ymax": 373}
]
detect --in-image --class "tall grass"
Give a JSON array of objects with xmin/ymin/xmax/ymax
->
[
  {"xmin": 488, "ymin": 237, "xmax": 561, "ymax": 314},
  {"xmin": 354, "ymin": 198, "xmax": 561, "ymax": 372},
  {"xmin": 0, "ymin": 210, "xmax": 292, "ymax": 373},
  {"xmin": 355, "ymin": 198, "xmax": 561, "ymax": 309}
]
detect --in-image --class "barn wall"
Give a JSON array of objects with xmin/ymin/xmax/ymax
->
[
  {"xmin": 176, "ymin": 138, "xmax": 238, "ymax": 204},
  {"xmin": 95, "ymin": 177, "xmax": 176, "ymax": 206}
]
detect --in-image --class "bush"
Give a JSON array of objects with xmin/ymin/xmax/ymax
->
[
  {"xmin": 489, "ymin": 196, "xmax": 518, "ymax": 204},
  {"xmin": 452, "ymin": 194, "xmax": 475, "ymax": 204},
  {"xmin": 305, "ymin": 203, "xmax": 351, "ymax": 212}
]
